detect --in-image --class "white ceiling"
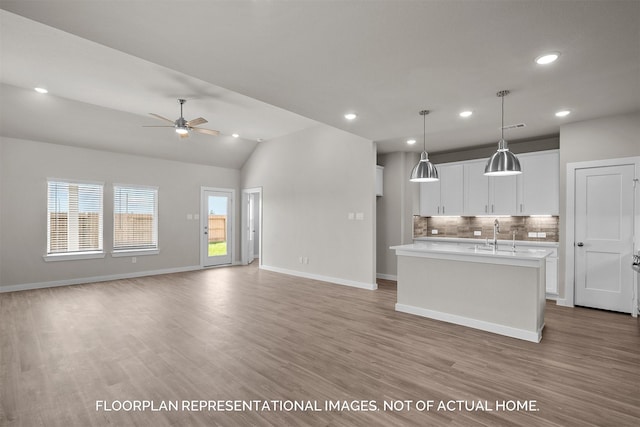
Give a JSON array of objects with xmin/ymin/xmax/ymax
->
[{"xmin": 1, "ymin": 1, "xmax": 639, "ymax": 168}]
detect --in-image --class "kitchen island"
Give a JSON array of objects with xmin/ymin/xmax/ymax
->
[{"xmin": 390, "ymin": 242, "xmax": 551, "ymax": 342}]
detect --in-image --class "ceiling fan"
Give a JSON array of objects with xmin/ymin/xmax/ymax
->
[{"xmin": 144, "ymin": 99, "xmax": 220, "ymax": 138}]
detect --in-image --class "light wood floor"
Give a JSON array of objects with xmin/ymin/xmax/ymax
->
[{"xmin": 1, "ymin": 264, "xmax": 639, "ymax": 426}]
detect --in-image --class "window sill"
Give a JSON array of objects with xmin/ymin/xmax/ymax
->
[
  {"xmin": 43, "ymin": 251, "xmax": 106, "ymax": 262},
  {"xmin": 111, "ymin": 249, "xmax": 160, "ymax": 258}
]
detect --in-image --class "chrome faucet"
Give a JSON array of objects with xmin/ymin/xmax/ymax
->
[{"xmin": 493, "ymin": 219, "xmax": 500, "ymax": 248}]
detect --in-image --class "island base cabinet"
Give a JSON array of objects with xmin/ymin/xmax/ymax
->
[{"xmin": 395, "ymin": 256, "xmax": 545, "ymax": 342}]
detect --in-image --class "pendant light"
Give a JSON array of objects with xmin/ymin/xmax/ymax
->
[
  {"xmin": 410, "ymin": 110, "xmax": 439, "ymax": 182},
  {"xmin": 484, "ymin": 90, "xmax": 522, "ymax": 176}
]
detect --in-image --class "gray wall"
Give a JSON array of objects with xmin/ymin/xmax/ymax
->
[
  {"xmin": 429, "ymin": 136, "xmax": 559, "ymax": 164},
  {"xmin": 376, "ymin": 152, "xmax": 419, "ymax": 278},
  {"xmin": 0, "ymin": 137, "xmax": 240, "ymax": 289},
  {"xmin": 558, "ymin": 111, "xmax": 640, "ymax": 299},
  {"xmin": 241, "ymin": 124, "xmax": 376, "ymax": 287}
]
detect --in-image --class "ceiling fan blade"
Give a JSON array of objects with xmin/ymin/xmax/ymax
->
[
  {"xmin": 187, "ymin": 117, "xmax": 207, "ymax": 127},
  {"xmin": 149, "ymin": 113, "xmax": 175, "ymax": 123},
  {"xmin": 142, "ymin": 125, "xmax": 174, "ymax": 128},
  {"xmin": 192, "ymin": 127, "xmax": 220, "ymax": 136}
]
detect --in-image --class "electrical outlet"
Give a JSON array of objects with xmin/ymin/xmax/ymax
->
[
  {"xmin": 432, "ymin": 229, "xmax": 438, "ymax": 235},
  {"xmin": 298, "ymin": 256, "xmax": 303, "ymax": 264},
  {"xmin": 474, "ymin": 230, "xmax": 482, "ymax": 236},
  {"xmin": 303, "ymin": 257, "xmax": 309, "ymax": 264},
  {"xmin": 132, "ymin": 257, "xmax": 137, "ymax": 264}
]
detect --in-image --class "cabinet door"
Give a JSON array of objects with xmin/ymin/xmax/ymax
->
[
  {"xmin": 517, "ymin": 151, "xmax": 559, "ymax": 215},
  {"xmin": 375, "ymin": 166, "xmax": 384, "ymax": 197},
  {"xmin": 440, "ymin": 164, "xmax": 464, "ymax": 215},
  {"xmin": 464, "ymin": 160, "xmax": 489, "ymax": 215},
  {"xmin": 490, "ymin": 175, "xmax": 517, "ymax": 215},
  {"xmin": 546, "ymin": 257, "xmax": 558, "ymax": 294},
  {"xmin": 419, "ymin": 181, "xmax": 441, "ymax": 216}
]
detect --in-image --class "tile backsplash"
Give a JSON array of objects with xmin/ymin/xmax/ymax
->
[{"xmin": 413, "ymin": 216, "xmax": 559, "ymax": 242}]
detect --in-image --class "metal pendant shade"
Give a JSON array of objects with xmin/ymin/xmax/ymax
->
[
  {"xmin": 484, "ymin": 90, "xmax": 522, "ymax": 176},
  {"xmin": 410, "ymin": 110, "xmax": 439, "ymax": 182}
]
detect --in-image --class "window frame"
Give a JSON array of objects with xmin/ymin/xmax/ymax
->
[
  {"xmin": 111, "ymin": 183, "xmax": 159, "ymax": 256},
  {"xmin": 44, "ymin": 178, "xmax": 105, "ymax": 262}
]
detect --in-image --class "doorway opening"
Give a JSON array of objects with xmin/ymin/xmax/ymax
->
[{"xmin": 242, "ymin": 188, "xmax": 262, "ymax": 266}]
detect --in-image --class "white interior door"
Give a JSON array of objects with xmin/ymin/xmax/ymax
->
[
  {"xmin": 202, "ymin": 189, "xmax": 232, "ymax": 267},
  {"xmin": 574, "ymin": 165, "xmax": 635, "ymax": 313}
]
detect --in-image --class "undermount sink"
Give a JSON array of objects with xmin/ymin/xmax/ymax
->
[{"xmin": 471, "ymin": 245, "xmax": 520, "ymax": 254}]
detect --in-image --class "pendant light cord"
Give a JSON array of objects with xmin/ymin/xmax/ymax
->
[
  {"xmin": 423, "ymin": 112, "xmax": 426, "ymax": 153},
  {"xmin": 501, "ymin": 94, "xmax": 505, "ymax": 140}
]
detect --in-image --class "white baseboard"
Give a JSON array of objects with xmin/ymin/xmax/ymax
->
[
  {"xmin": 0, "ymin": 265, "xmax": 202, "ymax": 293},
  {"xmin": 261, "ymin": 265, "xmax": 377, "ymax": 290},
  {"xmin": 376, "ymin": 273, "xmax": 397, "ymax": 281},
  {"xmin": 555, "ymin": 298, "xmax": 573, "ymax": 307},
  {"xmin": 395, "ymin": 303, "xmax": 543, "ymax": 343}
]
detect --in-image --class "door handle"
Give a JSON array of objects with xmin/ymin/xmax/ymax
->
[{"xmin": 576, "ymin": 242, "xmax": 584, "ymax": 247}]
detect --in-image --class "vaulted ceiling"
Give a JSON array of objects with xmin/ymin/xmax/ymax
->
[{"xmin": 1, "ymin": 1, "xmax": 639, "ymax": 168}]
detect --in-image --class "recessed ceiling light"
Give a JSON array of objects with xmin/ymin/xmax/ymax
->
[
  {"xmin": 34, "ymin": 87, "xmax": 48, "ymax": 94},
  {"xmin": 232, "ymin": 133, "xmax": 240, "ymax": 138},
  {"xmin": 555, "ymin": 110, "xmax": 571, "ymax": 117},
  {"xmin": 407, "ymin": 139, "xmax": 417, "ymax": 145},
  {"xmin": 535, "ymin": 52, "xmax": 560, "ymax": 65},
  {"xmin": 459, "ymin": 110, "xmax": 473, "ymax": 118},
  {"xmin": 344, "ymin": 113, "xmax": 357, "ymax": 120}
]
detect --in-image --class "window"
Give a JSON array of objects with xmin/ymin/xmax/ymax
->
[
  {"xmin": 113, "ymin": 184, "xmax": 158, "ymax": 252},
  {"xmin": 47, "ymin": 180, "xmax": 103, "ymax": 255}
]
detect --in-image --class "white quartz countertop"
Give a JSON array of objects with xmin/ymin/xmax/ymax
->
[
  {"xmin": 391, "ymin": 242, "xmax": 552, "ymax": 264},
  {"xmin": 413, "ymin": 236, "xmax": 558, "ymax": 248}
]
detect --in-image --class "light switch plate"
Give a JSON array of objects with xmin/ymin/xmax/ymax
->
[
  {"xmin": 474, "ymin": 230, "xmax": 482, "ymax": 236},
  {"xmin": 432, "ymin": 229, "xmax": 438, "ymax": 235},
  {"xmin": 538, "ymin": 232, "xmax": 547, "ymax": 238},
  {"xmin": 348, "ymin": 212, "xmax": 355, "ymax": 220},
  {"xmin": 194, "ymin": 214, "xmax": 200, "ymax": 220},
  {"xmin": 187, "ymin": 214, "xmax": 193, "ymax": 220},
  {"xmin": 355, "ymin": 212, "xmax": 364, "ymax": 220},
  {"xmin": 528, "ymin": 232, "xmax": 537, "ymax": 238}
]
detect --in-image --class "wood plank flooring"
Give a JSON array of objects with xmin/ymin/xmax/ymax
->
[{"xmin": 1, "ymin": 264, "xmax": 639, "ymax": 426}]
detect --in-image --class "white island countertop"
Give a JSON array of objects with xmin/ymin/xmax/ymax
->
[{"xmin": 391, "ymin": 242, "xmax": 552, "ymax": 267}]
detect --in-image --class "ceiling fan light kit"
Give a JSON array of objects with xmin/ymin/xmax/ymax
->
[
  {"xmin": 143, "ymin": 98, "xmax": 220, "ymax": 138},
  {"xmin": 410, "ymin": 110, "xmax": 439, "ymax": 182},
  {"xmin": 484, "ymin": 90, "xmax": 522, "ymax": 176}
]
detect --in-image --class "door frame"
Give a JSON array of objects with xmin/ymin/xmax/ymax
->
[
  {"xmin": 564, "ymin": 156, "xmax": 639, "ymax": 316},
  {"xmin": 200, "ymin": 186, "xmax": 236, "ymax": 268},
  {"xmin": 241, "ymin": 187, "xmax": 262, "ymax": 266}
]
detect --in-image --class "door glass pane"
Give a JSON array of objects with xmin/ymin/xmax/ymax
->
[{"xmin": 208, "ymin": 195, "xmax": 228, "ymax": 257}]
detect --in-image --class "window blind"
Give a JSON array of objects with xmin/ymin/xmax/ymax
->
[
  {"xmin": 113, "ymin": 185, "xmax": 158, "ymax": 251},
  {"xmin": 47, "ymin": 180, "xmax": 103, "ymax": 254}
]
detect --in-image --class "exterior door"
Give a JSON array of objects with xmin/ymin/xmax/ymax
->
[
  {"xmin": 202, "ymin": 189, "xmax": 232, "ymax": 267},
  {"xmin": 574, "ymin": 165, "xmax": 635, "ymax": 313}
]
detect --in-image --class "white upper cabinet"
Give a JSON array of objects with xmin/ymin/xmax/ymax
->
[
  {"xmin": 516, "ymin": 150, "xmax": 559, "ymax": 215},
  {"xmin": 420, "ymin": 150, "xmax": 559, "ymax": 217},
  {"xmin": 419, "ymin": 178, "xmax": 441, "ymax": 216},
  {"xmin": 439, "ymin": 164, "xmax": 464, "ymax": 215},
  {"xmin": 376, "ymin": 165, "xmax": 384, "ymax": 197},
  {"xmin": 489, "ymin": 174, "xmax": 518, "ymax": 215},
  {"xmin": 419, "ymin": 163, "xmax": 464, "ymax": 216},
  {"xmin": 464, "ymin": 160, "xmax": 489, "ymax": 215}
]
